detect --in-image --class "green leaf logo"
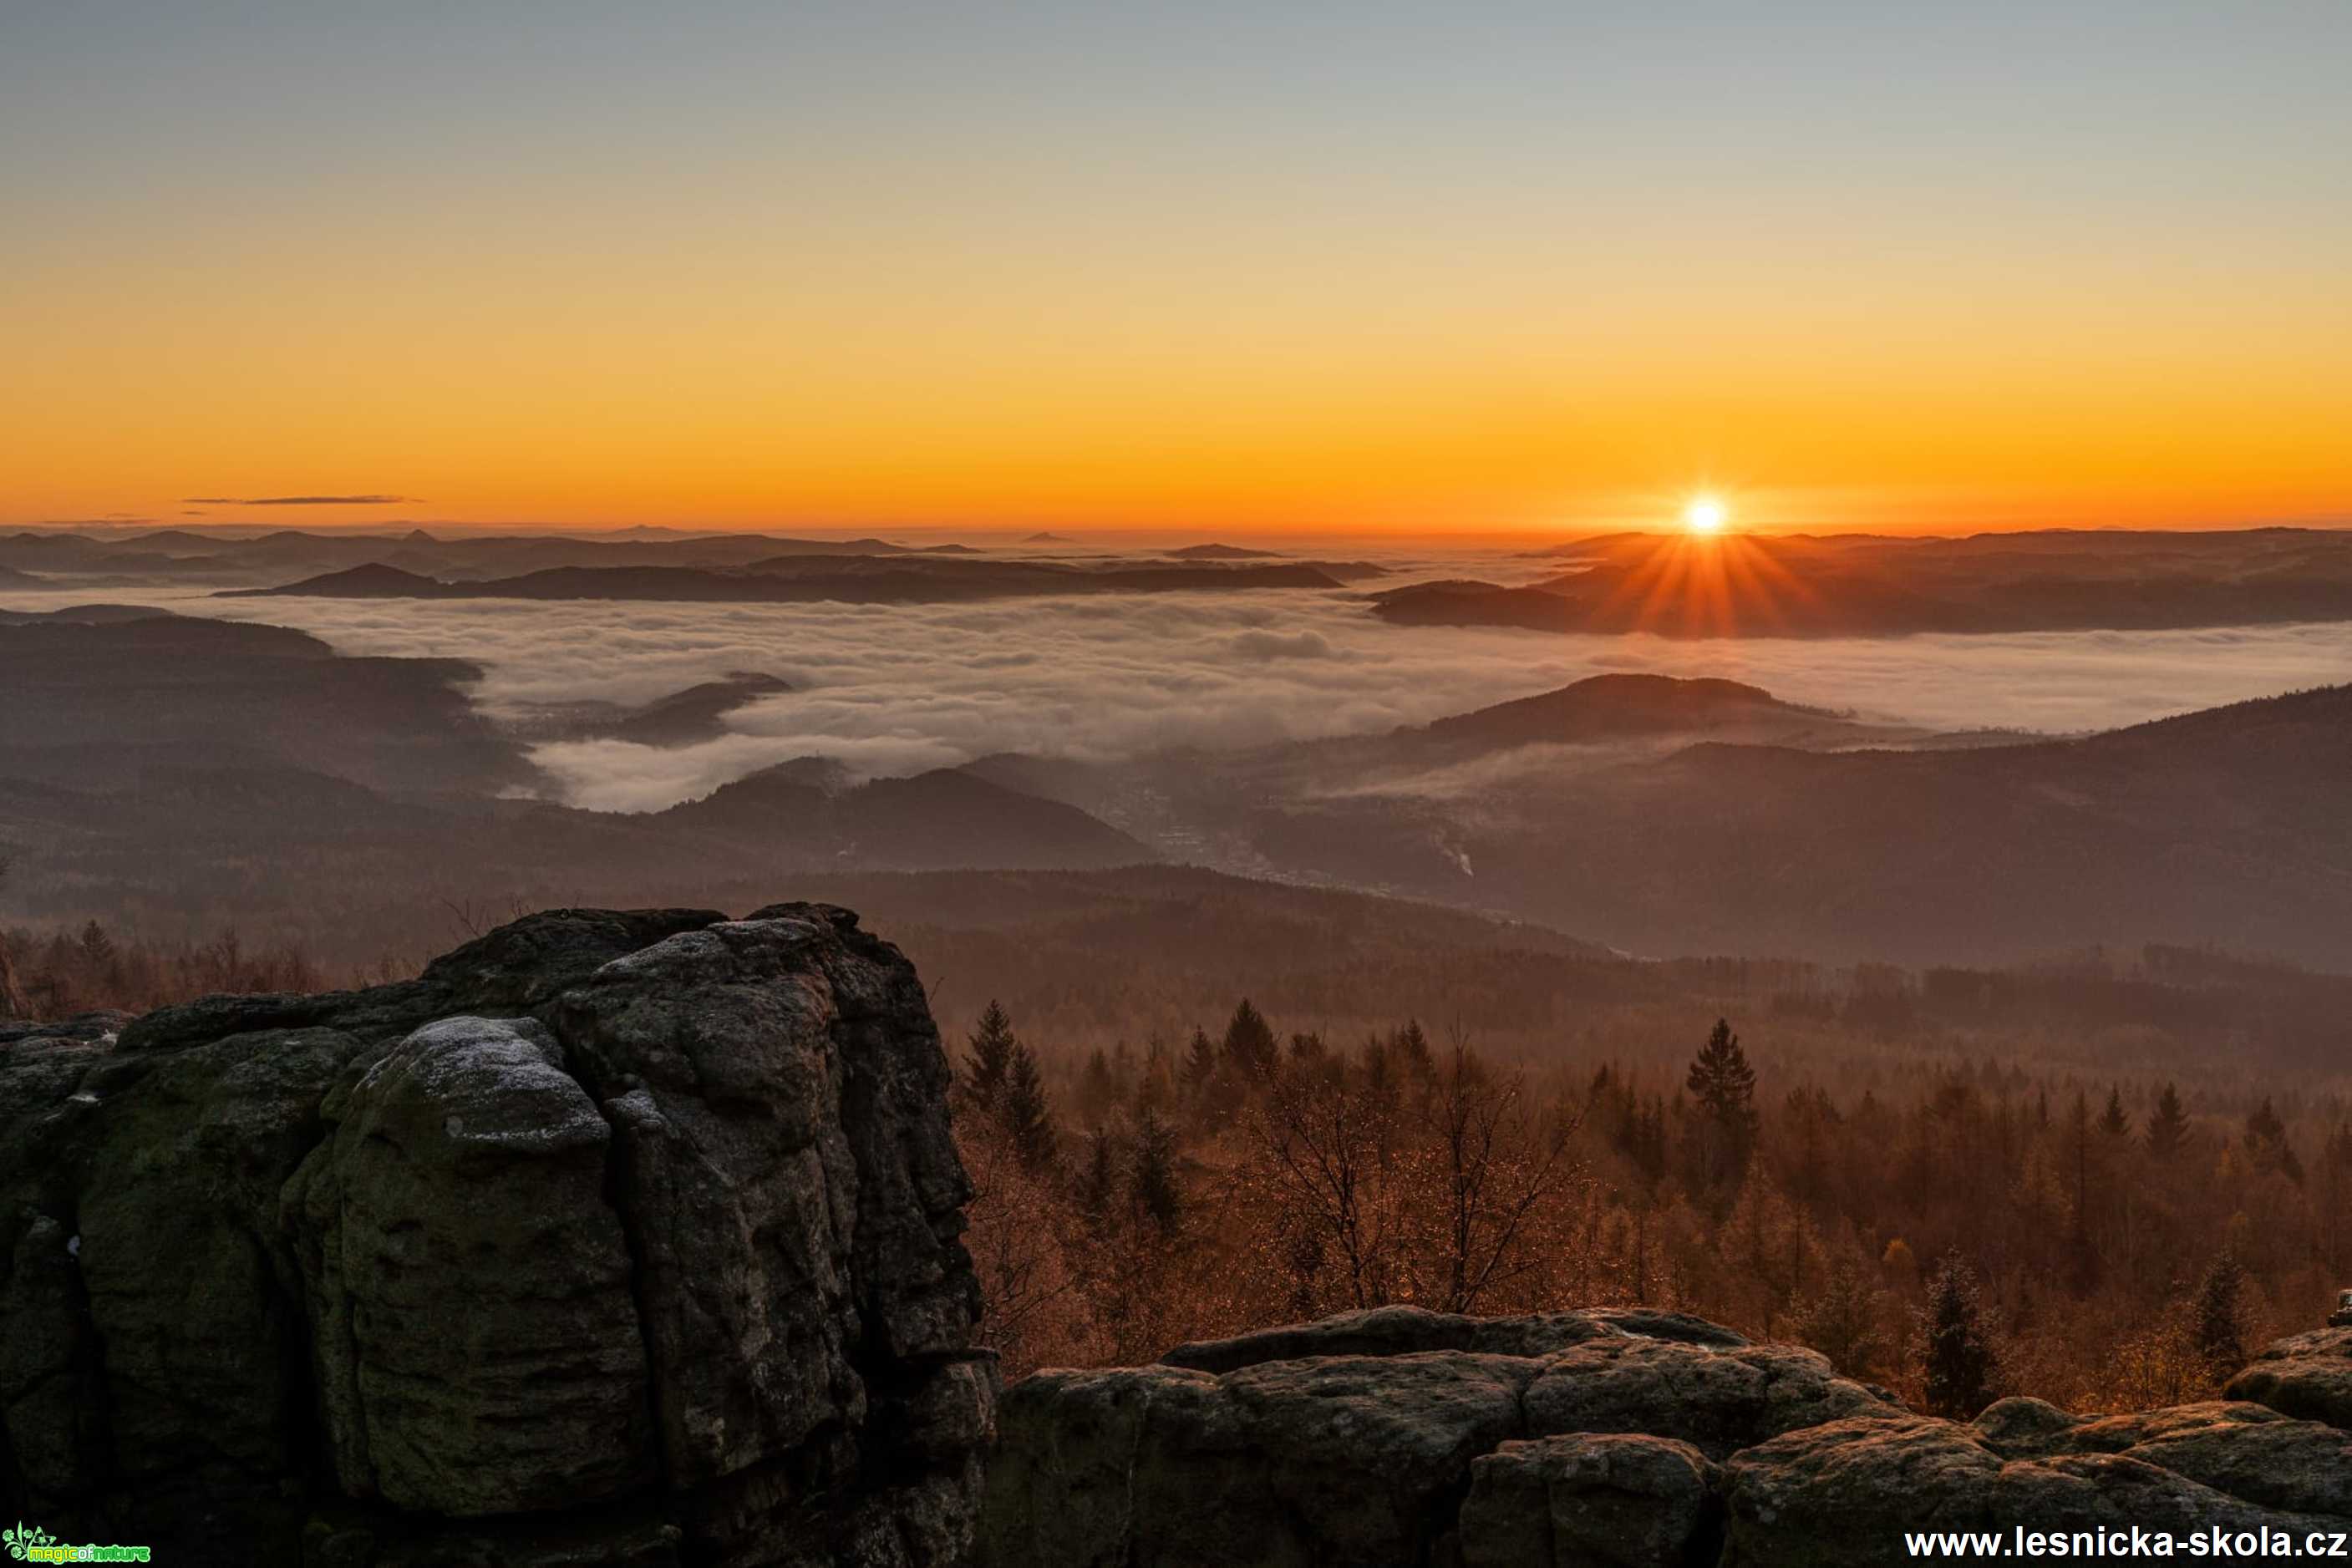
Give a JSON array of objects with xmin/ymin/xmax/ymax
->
[{"xmin": 3, "ymin": 1520, "xmax": 58, "ymax": 1560}]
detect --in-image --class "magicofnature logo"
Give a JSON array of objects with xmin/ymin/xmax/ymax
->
[{"xmin": 3, "ymin": 1523, "xmax": 150, "ymax": 1563}]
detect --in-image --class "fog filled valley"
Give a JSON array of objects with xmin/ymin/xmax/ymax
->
[{"xmin": 7, "ymin": 522, "xmax": 2352, "ymax": 1454}]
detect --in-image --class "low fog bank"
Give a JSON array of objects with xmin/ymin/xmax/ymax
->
[{"xmin": 6, "ymin": 576, "xmax": 2351, "ymax": 814}]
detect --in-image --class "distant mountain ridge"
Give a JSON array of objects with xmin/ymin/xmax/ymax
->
[
  {"xmin": 1237, "ymin": 678, "xmax": 2352, "ymax": 964},
  {"xmin": 1373, "ymin": 527, "xmax": 2352, "ymax": 637},
  {"xmin": 222, "ymin": 557, "xmax": 1346, "ymax": 603}
]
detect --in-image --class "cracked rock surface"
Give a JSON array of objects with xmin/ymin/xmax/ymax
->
[
  {"xmin": 978, "ymin": 1306, "xmax": 2352, "ymax": 1568},
  {"xmin": 0, "ymin": 905, "xmax": 991, "ymax": 1567}
]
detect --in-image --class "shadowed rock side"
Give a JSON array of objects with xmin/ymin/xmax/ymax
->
[
  {"xmin": 978, "ymin": 1306, "xmax": 2352, "ymax": 1568},
  {"xmin": 0, "ymin": 905, "xmax": 992, "ymax": 1567}
]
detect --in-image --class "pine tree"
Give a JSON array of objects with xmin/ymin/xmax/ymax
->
[
  {"xmin": 1000, "ymin": 1043, "xmax": 1058, "ymax": 1172},
  {"xmin": 964, "ymin": 1000, "xmax": 1019, "ymax": 1113},
  {"xmin": 2193, "ymin": 1248, "xmax": 2247, "ymax": 1377},
  {"xmin": 1686, "ymin": 1018, "xmax": 1760, "ymax": 1189},
  {"xmin": 1916, "ymin": 1251, "xmax": 2004, "ymax": 1418},
  {"xmin": 2145, "ymin": 1083, "xmax": 2192, "ymax": 1160}
]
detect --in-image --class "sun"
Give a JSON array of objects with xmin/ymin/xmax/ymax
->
[{"xmin": 1683, "ymin": 495, "xmax": 1729, "ymax": 535}]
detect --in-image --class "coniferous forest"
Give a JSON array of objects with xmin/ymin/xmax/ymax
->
[{"xmin": 952, "ymin": 992, "xmax": 2347, "ymax": 1415}]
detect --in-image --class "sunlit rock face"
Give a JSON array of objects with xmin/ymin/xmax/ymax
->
[
  {"xmin": 0, "ymin": 904, "xmax": 991, "ymax": 1568},
  {"xmin": 978, "ymin": 1306, "xmax": 2352, "ymax": 1568}
]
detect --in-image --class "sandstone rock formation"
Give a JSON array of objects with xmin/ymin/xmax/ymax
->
[
  {"xmin": 0, "ymin": 905, "xmax": 992, "ymax": 1567},
  {"xmin": 979, "ymin": 1306, "xmax": 2352, "ymax": 1568}
]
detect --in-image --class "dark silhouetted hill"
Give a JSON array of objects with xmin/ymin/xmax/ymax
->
[
  {"xmin": 663, "ymin": 764, "xmax": 1147, "ymax": 870},
  {"xmin": 1420, "ymin": 673, "xmax": 1841, "ymax": 749},
  {"xmin": 1227, "ymin": 681, "xmax": 2352, "ymax": 965},
  {"xmin": 0, "ymin": 611, "xmax": 531, "ymax": 797},
  {"xmin": 1170, "ymin": 543, "xmax": 1279, "ymax": 560}
]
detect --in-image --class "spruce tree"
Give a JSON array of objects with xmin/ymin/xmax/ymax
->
[
  {"xmin": 1130, "ymin": 1106, "xmax": 1183, "ymax": 1233},
  {"xmin": 1393, "ymin": 1019, "xmax": 1435, "ymax": 1084},
  {"xmin": 2145, "ymin": 1083, "xmax": 2192, "ymax": 1160},
  {"xmin": 2243, "ymin": 1099, "xmax": 2304, "ymax": 1184},
  {"xmin": 1686, "ymin": 1018, "xmax": 1760, "ymax": 1188},
  {"xmin": 78, "ymin": 919, "xmax": 117, "ymax": 971},
  {"xmin": 1181, "ymin": 1026, "xmax": 1216, "ymax": 1087},
  {"xmin": 1917, "ymin": 1251, "xmax": 2004, "ymax": 1418},
  {"xmin": 1222, "ymin": 998, "xmax": 1278, "ymax": 1076},
  {"xmin": 1078, "ymin": 1047, "xmax": 1117, "ymax": 1123},
  {"xmin": 2193, "ymin": 1248, "xmax": 2247, "ymax": 1377},
  {"xmin": 1000, "ymin": 1043, "xmax": 1058, "ymax": 1172},
  {"xmin": 2098, "ymin": 1086, "xmax": 2131, "ymax": 1139},
  {"xmin": 964, "ymin": 1000, "xmax": 1019, "ymax": 1113},
  {"xmin": 1076, "ymin": 1129, "xmax": 1119, "ymax": 1224},
  {"xmin": 0, "ymin": 855, "xmax": 21, "ymax": 1018},
  {"xmin": 1359, "ymin": 1034, "xmax": 1396, "ymax": 1105},
  {"xmin": 2066, "ymin": 1089, "xmax": 2099, "ymax": 1291}
]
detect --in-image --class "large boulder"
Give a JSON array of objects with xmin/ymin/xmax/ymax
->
[
  {"xmin": 0, "ymin": 904, "xmax": 993, "ymax": 1568},
  {"xmin": 1522, "ymin": 1337, "xmax": 1890, "ymax": 1461},
  {"xmin": 2226, "ymin": 1327, "xmax": 2352, "ymax": 1434},
  {"xmin": 1720, "ymin": 1413, "xmax": 2346, "ymax": 1568}
]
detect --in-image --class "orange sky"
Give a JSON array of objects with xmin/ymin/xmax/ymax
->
[{"xmin": 5, "ymin": 5, "xmax": 2347, "ymax": 536}]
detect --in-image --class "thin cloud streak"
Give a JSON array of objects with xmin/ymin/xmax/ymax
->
[{"xmin": 180, "ymin": 494, "xmax": 417, "ymax": 505}]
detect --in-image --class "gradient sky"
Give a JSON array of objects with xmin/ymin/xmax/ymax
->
[{"xmin": 4, "ymin": 2, "xmax": 2348, "ymax": 535}]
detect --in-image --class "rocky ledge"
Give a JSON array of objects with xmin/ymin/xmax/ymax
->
[
  {"xmin": 0, "ymin": 906, "xmax": 990, "ymax": 1567},
  {"xmin": 980, "ymin": 1306, "xmax": 2352, "ymax": 1568}
]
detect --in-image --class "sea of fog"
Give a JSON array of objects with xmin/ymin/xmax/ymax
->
[{"xmin": 10, "ymin": 566, "xmax": 2352, "ymax": 813}]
